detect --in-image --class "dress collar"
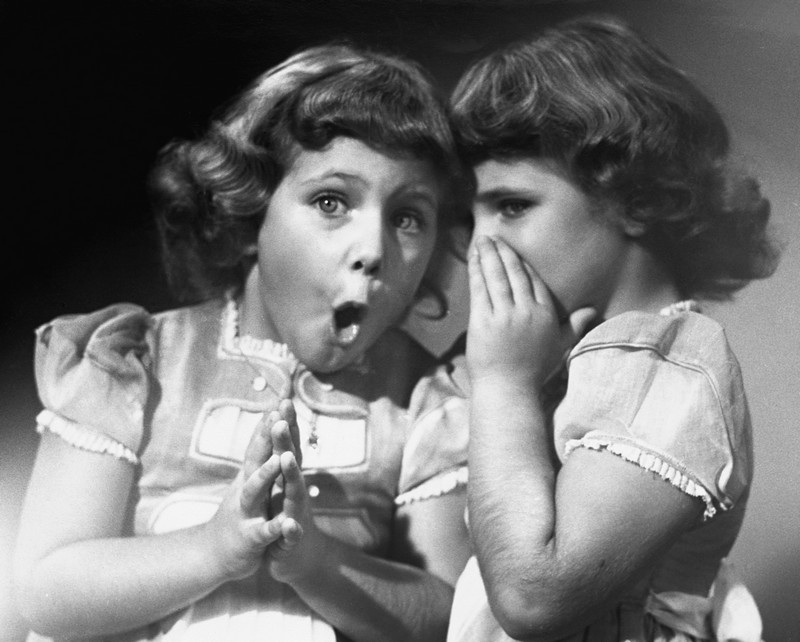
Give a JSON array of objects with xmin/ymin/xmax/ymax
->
[{"xmin": 220, "ymin": 295, "xmax": 300, "ymax": 373}]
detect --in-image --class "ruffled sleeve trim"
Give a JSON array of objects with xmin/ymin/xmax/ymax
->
[
  {"xmin": 395, "ymin": 465, "xmax": 468, "ymax": 506},
  {"xmin": 36, "ymin": 409, "xmax": 140, "ymax": 465},
  {"xmin": 565, "ymin": 436, "xmax": 716, "ymax": 519}
]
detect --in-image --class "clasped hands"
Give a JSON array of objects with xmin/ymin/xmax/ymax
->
[{"xmin": 205, "ymin": 398, "xmax": 321, "ymax": 585}]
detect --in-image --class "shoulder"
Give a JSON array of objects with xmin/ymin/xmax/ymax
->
[
  {"xmin": 559, "ymin": 310, "xmax": 751, "ymax": 513},
  {"xmin": 150, "ymin": 298, "xmax": 226, "ymax": 344},
  {"xmin": 395, "ymin": 332, "xmax": 469, "ymax": 501},
  {"xmin": 34, "ymin": 303, "xmax": 158, "ymax": 455},
  {"xmin": 571, "ymin": 310, "xmax": 745, "ymax": 406},
  {"xmin": 35, "ymin": 303, "xmax": 154, "ymax": 373},
  {"xmin": 573, "ymin": 310, "xmax": 736, "ymax": 371},
  {"xmin": 34, "ymin": 298, "xmax": 227, "ymax": 402}
]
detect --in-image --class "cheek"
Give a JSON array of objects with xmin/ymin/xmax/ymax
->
[
  {"xmin": 403, "ymin": 239, "xmax": 436, "ymax": 280},
  {"xmin": 380, "ymin": 245, "xmax": 431, "ymax": 307}
]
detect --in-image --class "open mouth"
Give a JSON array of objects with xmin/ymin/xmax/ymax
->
[{"xmin": 333, "ymin": 302, "xmax": 367, "ymax": 346}]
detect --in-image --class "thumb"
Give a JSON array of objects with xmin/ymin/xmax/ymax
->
[
  {"xmin": 570, "ymin": 307, "xmax": 598, "ymax": 339},
  {"xmin": 560, "ymin": 306, "xmax": 598, "ymax": 354}
]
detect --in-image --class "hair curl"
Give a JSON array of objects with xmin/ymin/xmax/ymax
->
[
  {"xmin": 450, "ymin": 15, "xmax": 779, "ymax": 300},
  {"xmin": 149, "ymin": 42, "xmax": 468, "ymax": 306}
]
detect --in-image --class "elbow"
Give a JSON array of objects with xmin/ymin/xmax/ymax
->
[
  {"xmin": 13, "ymin": 563, "xmax": 74, "ymax": 638},
  {"xmin": 488, "ymin": 584, "xmax": 575, "ymax": 642},
  {"xmin": 13, "ymin": 579, "xmax": 51, "ymax": 637}
]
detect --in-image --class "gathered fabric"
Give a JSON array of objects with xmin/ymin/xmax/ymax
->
[
  {"xmin": 448, "ymin": 306, "xmax": 761, "ymax": 642},
  {"xmin": 31, "ymin": 297, "xmax": 469, "ymax": 641}
]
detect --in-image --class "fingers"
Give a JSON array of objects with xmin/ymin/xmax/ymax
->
[
  {"xmin": 240, "ymin": 453, "xmax": 281, "ymax": 516},
  {"xmin": 268, "ymin": 455, "xmax": 307, "ymax": 558},
  {"xmin": 280, "ymin": 400, "xmax": 301, "ymax": 461},
  {"xmin": 559, "ymin": 306, "xmax": 598, "ymax": 356},
  {"xmin": 467, "ymin": 241, "xmax": 491, "ymax": 317},
  {"xmin": 242, "ymin": 513, "xmax": 285, "ymax": 547},
  {"xmin": 242, "ymin": 412, "xmax": 275, "ymax": 479},
  {"xmin": 274, "ymin": 399, "xmax": 302, "ymax": 468},
  {"xmin": 493, "ymin": 238, "xmax": 536, "ymax": 307},
  {"xmin": 568, "ymin": 307, "xmax": 598, "ymax": 339},
  {"xmin": 472, "ymin": 236, "xmax": 546, "ymax": 312},
  {"xmin": 238, "ymin": 512, "xmax": 296, "ymax": 549},
  {"xmin": 271, "ymin": 419, "xmax": 296, "ymax": 457},
  {"xmin": 469, "ymin": 236, "xmax": 512, "ymax": 311},
  {"xmin": 277, "ymin": 398, "xmax": 298, "ymax": 438},
  {"xmin": 275, "ymin": 517, "xmax": 304, "ymax": 553},
  {"xmin": 279, "ymin": 451, "xmax": 308, "ymax": 522}
]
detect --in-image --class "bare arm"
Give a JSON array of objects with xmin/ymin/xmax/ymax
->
[
  {"xmin": 13, "ymin": 414, "xmax": 285, "ymax": 638},
  {"xmin": 267, "ymin": 417, "xmax": 471, "ymax": 642},
  {"xmin": 466, "ymin": 237, "xmax": 702, "ymax": 641}
]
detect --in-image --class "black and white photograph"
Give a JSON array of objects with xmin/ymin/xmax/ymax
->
[{"xmin": 3, "ymin": 1, "xmax": 798, "ymax": 640}]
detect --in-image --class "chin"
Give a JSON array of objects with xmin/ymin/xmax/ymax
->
[{"xmin": 298, "ymin": 346, "xmax": 356, "ymax": 374}]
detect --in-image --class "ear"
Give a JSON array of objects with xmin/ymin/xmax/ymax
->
[
  {"xmin": 604, "ymin": 201, "xmax": 648, "ymax": 238},
  {"xmin": 621, "ymin": 216, "xmax": 648, "ymax": 238},
  {"xmin": 617, "ymin": 203, "xmax": 650, "ymax": 238}
]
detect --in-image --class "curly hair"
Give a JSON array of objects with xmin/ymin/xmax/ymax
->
[
  {"xmin": 450, "ymin": 15, "xmax": 779, "ymax": 300},
  {"xmin": 148, "ymin": 42, "xmax": 467, "ymax": 305}
]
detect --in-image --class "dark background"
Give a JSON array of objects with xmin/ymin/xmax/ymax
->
[{"xmin": 3, "ymin": 1, "xmax": 799, "ymax": 640}]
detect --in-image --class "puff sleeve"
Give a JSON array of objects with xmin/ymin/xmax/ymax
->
[
  {"xmin": 34, "ymin": 304, "xmax": 153, "ymax": 464},
  {"xmin": 554, "ymin": 312, "xmax": 752, "ymax": 520},
  {"xmin": 394, "ymin": 355, "xmax": 469, "ymax": 506}
]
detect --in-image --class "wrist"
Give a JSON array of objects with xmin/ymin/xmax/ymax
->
[
  {"xmin": 271, "ymin": 521, "xmax": 331, "ymax": 586},
  {"xmin": 199, "ymin": 515, "xmax": 252, "ymax": 584},
  {"xmin": 469, "ymin": 370, "xmax": 543, "ymax": 393}
]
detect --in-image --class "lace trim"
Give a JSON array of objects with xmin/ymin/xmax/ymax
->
[
  {"xmin": 394, "ymin": 465, "xmax": 468, "ymax": 506},
  {"xmin": 565, "ymin": 436, "xmax": 717, "ymax": 520},
  {"xmin": 221, "ymin": 295, "xmax": 300, "ymax": 371},
  {"xmin": 36, "ymin": 409, "xmax": 139, "ymax": 465}
]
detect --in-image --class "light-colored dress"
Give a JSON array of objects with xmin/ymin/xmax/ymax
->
[
  {"xmin": 31, "ymin": 296, "xmax": 469, "ymax": 641},
  {"xmin": 448, "ymin": 305, "xmax": 762, "ymax": 642}
]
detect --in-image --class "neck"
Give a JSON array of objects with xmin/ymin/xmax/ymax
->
[
  {"xmin": 238, "ymin": 265, "xmax": 281, "ymax": 342},
  {"xmin": 604, "ymin": 243, "xmax": 682, "ymax": 318}
]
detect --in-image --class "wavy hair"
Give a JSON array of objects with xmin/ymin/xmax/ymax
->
[
  {"xmin": 450, "ymin": 15, "xmax": 779, "ymax": 300},
  {"xmin": 149, "ymin": 42, "xmax": 467, "ymax": 306}
]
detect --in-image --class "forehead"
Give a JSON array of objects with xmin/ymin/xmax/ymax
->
[
  {"xmin": 474, "ymin": 156, "xmax": 574, "ymax": 193},
  {"xmin": 285, "ymin": 137, "xmax": 441, "ymax": 193}
]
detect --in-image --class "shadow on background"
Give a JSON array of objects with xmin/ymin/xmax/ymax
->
[{"xmin": 3, "ymin": 1, "xmax": 799, "ymax": 639}]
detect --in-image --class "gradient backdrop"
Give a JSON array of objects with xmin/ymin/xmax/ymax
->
[{"xmin": 3, "ymin": 1, "xmax": 798, "ymax": 640}]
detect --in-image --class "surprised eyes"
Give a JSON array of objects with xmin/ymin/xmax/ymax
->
[
  {"xmin": 312, "ymin": 193, "xmax": 428, "ymax": 233},
  {"xmin": 314, "ymin": 194, "xmax": 344, "ymax": 215}
]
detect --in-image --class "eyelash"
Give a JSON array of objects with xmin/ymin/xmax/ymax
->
[
  {"xmin": 498, "ymin": 199, "xmax": 534, "ymax": 218},
  {"xmin": 313, "ymin": 193, "xmax": 346, "ymax": 215},
  {"xmin": 393, "ymin": 210, "xmax": 425, "ymax": 233},
  {"xmin": 313, "ymin": 192, "xmax": 428, "ymax": 233}
]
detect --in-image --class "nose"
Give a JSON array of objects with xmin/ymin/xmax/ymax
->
[{"xmin": 350, "ymin": 212, "xmax": 385, "ymax": 277}]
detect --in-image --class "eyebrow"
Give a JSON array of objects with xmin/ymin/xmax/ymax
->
[
  {"xmin": 402, "ymin": 188, "xmax": 439, "ymax": 209},
  {"xmin": 300, "ymin": 172, "xmax": 439, "ymax": 207},
  {"xmin": 475, "ymin": 187, "xmax": 538, "ymax": 201},
  {"xmin": 299, "ymin": 171, "xmax": 368, "ymax": 186}
]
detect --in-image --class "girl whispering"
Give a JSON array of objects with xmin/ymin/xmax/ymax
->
[
  {"xmin": 447, "ymin": 15, "xmax": 778, "ymax": 642},
  {"xmin": 14, "ymin": 43, "xmax": 471, "ymax": 642}
]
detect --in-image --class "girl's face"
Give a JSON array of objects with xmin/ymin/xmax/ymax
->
[
  {"xmin": 471, "ymin": 157, "xmax": 629, "ymax": 318},
  {"xmin": 249, "ymin": 136, "xmax": 440, "ymax": 373}
]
